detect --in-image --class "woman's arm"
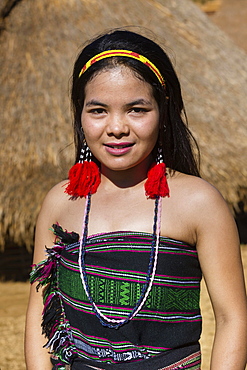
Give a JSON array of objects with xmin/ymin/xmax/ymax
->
[
  {"xmin": 25, "ymin": 285, "xmax": 52, "ymax": 369},
  {"xmin": 25, "ymin": 184, "xmax": 65, "ymax": 369},
  {"xmin": 195, "ymin": 183, "xmax": 247, "ymax": 369}
]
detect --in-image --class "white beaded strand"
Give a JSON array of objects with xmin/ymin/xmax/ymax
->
[{"xmin": 78, "ymin": 195, "xmax": 162, "ymax": 326}]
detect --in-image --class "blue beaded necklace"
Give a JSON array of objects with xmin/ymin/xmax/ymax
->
[{"xmin": 78, "ymin": 193, "xmax": 162, "ymax": 329}]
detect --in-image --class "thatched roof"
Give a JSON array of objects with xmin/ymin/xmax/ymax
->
[
  {"xmin": 1, "ymin": 0, "xmax": 247, "ymax": 251},
  {"xmin": 210, "ymin": 0, "xmax": 247, "ymax": 52},
  {"xmin": 192, "ymin": 0, "xmax": 222, "ymax": 14}
]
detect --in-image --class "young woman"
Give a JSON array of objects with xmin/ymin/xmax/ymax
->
[{"xmin": 25, "ymin": 30, "xmax": 247, "ymax": 370}]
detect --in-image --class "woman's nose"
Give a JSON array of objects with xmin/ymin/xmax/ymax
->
[{"xmin": 106, "ymin": 114, "xmax": 130, "ymax": 137}]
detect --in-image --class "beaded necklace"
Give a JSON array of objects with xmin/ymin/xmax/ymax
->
[{"xmin": 78, "ymin": 193, "xmax": 162, "ymax": 329}]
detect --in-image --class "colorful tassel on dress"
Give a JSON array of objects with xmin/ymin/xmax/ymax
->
[
  {"xmin": 30, "ymin": 243, "xmax": 77, "ymax": 367},
  {"xmin": 145, "ymin": 162, "xmax": 169, "ymax": 199},
  {"xmin": 65, "ymin": 161, "xmax": 100, "ymax": 198}
]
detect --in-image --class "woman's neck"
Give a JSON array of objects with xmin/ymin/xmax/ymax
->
[{"xmin": 100, "ymin": 157, "xmax": 154, "ymax": 190}]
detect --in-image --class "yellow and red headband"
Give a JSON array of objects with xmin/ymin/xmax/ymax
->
[{"xmin": 79, "ymin": 49, "xmax": 165, "ymax": 87}]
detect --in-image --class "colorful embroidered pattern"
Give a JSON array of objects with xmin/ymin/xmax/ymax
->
[
  {"xmin": 79, "ymin": 50, "xmax": 165, "ymax": 86},
  {"xmin": 159, "ymin": 350, "xmax": 201, "ymax": 370},
  {"xmin": 31, "ymin": 228, "xmax": 202, "ymax": 368}
]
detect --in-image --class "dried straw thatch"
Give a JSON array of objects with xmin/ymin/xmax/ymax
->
[
  {"xmin": 1, "ymin": 0, "xmax": 247, "ymax": 251},
  {"xmin": 192, "ymin": 0, "xmax": 222, "ymax": 14},
  {"xmin": 211, "ymin": 0, "xmax": 247, "ymax": 53}
]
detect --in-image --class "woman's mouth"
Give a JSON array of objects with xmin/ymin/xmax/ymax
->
[{"xmin": 104, "ymin": 142, "xmax": 134, "ymax": 155}]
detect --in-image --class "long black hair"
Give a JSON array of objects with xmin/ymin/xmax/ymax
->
[{"xmin": 71, "ymin": 29, "xmax": 200, "ymax": 177}]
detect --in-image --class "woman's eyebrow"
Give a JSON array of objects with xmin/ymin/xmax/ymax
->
[
  {"xmin": 125, "ymin": 99, "xmax": 152, "ymax": 107},
  {"xmin": 85, "ymin": 99, "xmax": 108, "ymax": 107},
  {"xmin": 85, "ymin": 98, "xmax": 153, "ymax": 108}
]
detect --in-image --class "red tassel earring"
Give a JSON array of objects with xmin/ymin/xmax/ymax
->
[
  {"xmin": 65, "ymin": 142, "xmax": 101, "ymax": 198},
  {"xmin": 144, "ymin": 147, "xmax": 170, "ymax": 199}
]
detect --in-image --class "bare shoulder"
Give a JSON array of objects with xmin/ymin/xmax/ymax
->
[
  {"xmin": 41, "ymin": 180, "xmax": 69, "ymax": 208},
  {"xmin": 166, "ymin": 171, "xmax": 237, "ymax": 245},
  {"xmin": 35, "ymin": 181, "xmax": 71, "ymax": 239},
  {"xmin": 32, "ymin": 180, "xmax": 77, "ymax": 263},
  {"xmin": 169, "ymin": 171, "xmax": 227, "ymax": 210},
  {"xmin": 37, "ymin": 180, "xmax": 85, "ymax": 242}
]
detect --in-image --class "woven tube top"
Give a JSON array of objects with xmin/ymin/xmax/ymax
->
[{"xmin": 32, "ymin": 227, "xmax": 202, "ymax": 366}]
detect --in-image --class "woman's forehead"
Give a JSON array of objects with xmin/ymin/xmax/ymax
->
[{"xmin": 84, "ymin": 66, "xmax": 155, "ymax": 104}]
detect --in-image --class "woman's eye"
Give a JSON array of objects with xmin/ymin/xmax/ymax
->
[
  {"xmin": 131, "ymin": 107, "xmax": 147, "ymax": 113},
  {"xmin": 90, "ymin": 108, "xmax": 106, "ymax": 114}
]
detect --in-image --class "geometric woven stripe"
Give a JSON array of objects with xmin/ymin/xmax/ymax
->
[
  {"xmin": 159, "ymin": 351, "xmax": 201, "ymax": 370},
  {"xmin": 59, "ymin": 264, "xmax": 200, "ymax": 313}
]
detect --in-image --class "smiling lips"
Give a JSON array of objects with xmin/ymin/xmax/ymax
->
[{"xmin": 104, "ymin": 142, "xmax": 134, "ymax": 155}]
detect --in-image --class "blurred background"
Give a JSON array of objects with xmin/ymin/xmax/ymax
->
[{"xmin": 0, "ymin": 0, "xmax": 246, "ymax": 369}]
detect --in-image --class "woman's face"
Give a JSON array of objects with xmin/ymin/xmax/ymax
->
[{"xmin": 81, "ymin": 66, "xmax": 160, "ymax": 175}]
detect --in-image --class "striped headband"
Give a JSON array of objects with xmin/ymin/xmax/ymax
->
[{"xmin": 79, "ymin": 49, "xmax": 165, "ymax": 86}]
